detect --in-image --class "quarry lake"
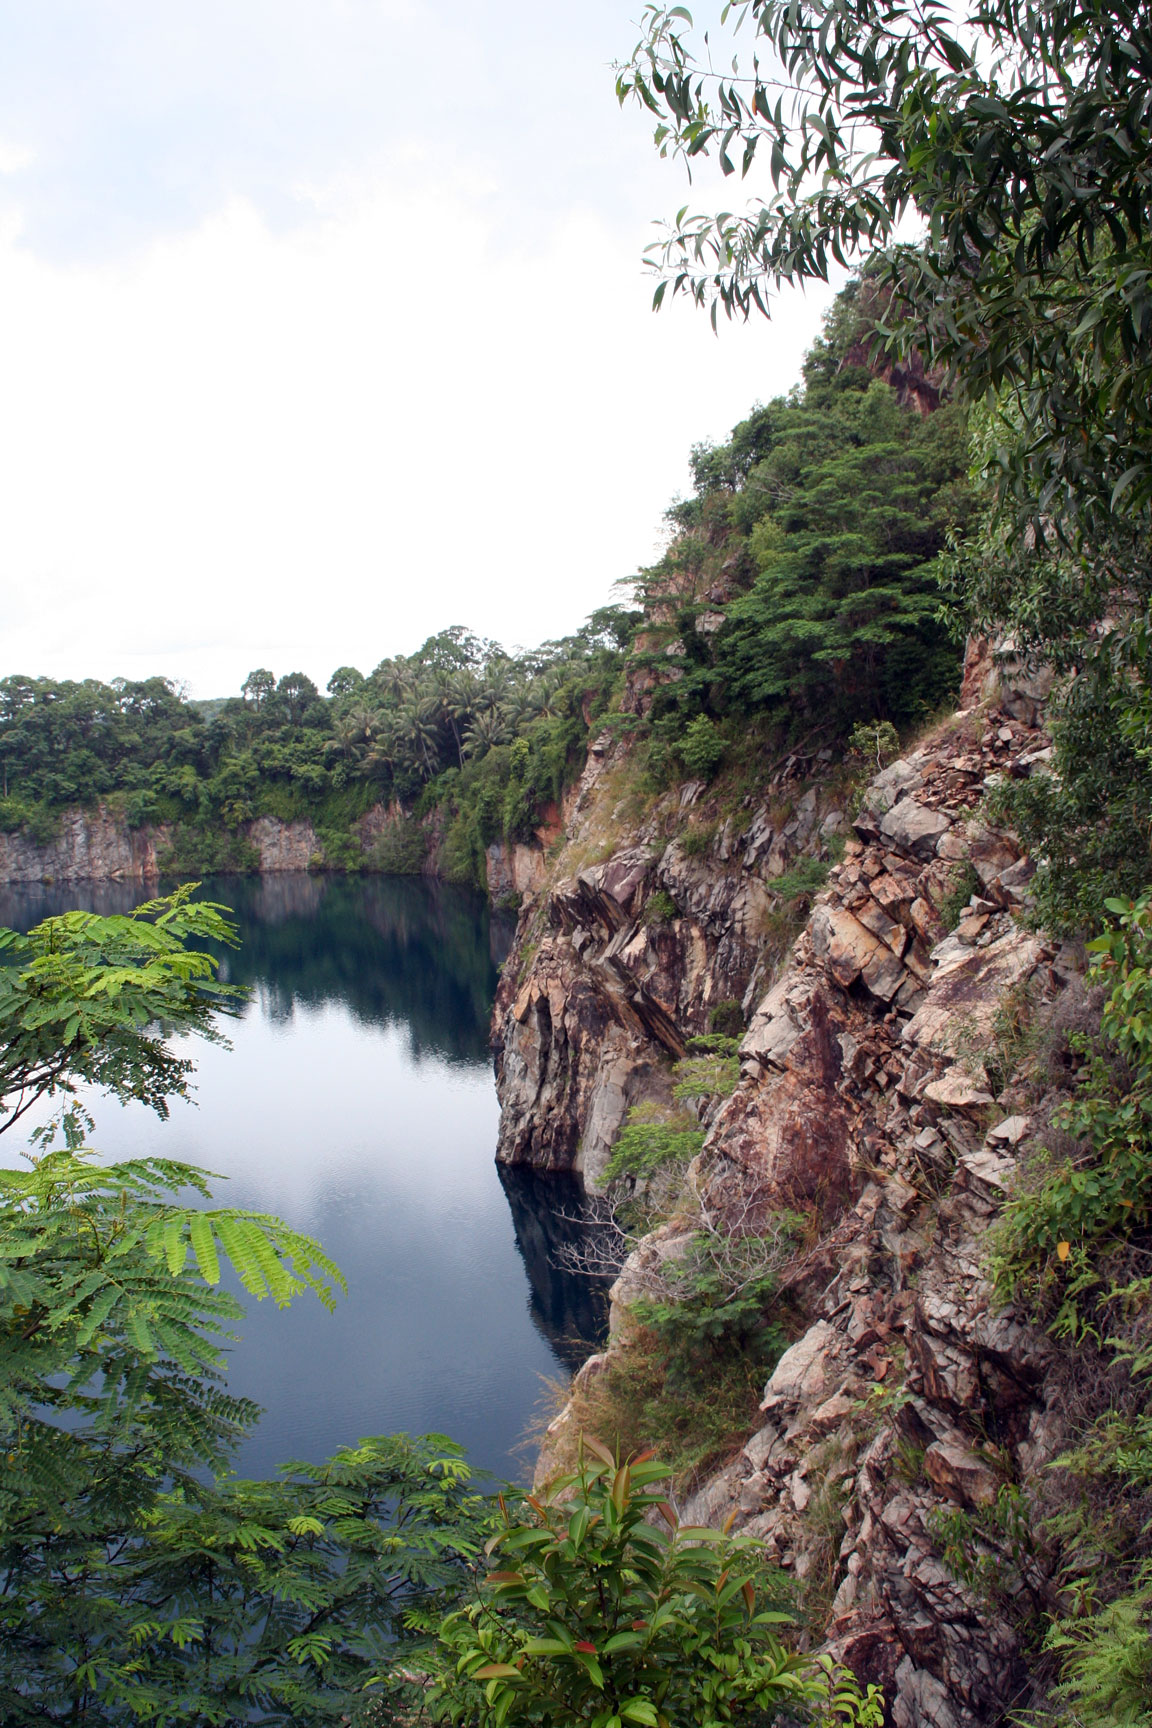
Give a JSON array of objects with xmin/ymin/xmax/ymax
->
[{"xmin": 0, "ymin": 873, "xmax": 608, "ymax": 1483}]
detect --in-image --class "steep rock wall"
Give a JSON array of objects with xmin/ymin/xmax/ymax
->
[
  {"xmin": 494, "ymin": 732, "xmax": 848, "ymax": 1185},
  {"xmin": 507, "ymin": 699, "xmax": 1067, "ymax": 1726},
  {"xmin": 0, "ymin": 808, "xmax": 326, "ymax": 882},
  {"xmin": 0, "ymin": 808, "xmax": 170, "ymax": 882},
  {"xmin": 0, "ymin": 800, "xmax": 551, "ymax": 893}
]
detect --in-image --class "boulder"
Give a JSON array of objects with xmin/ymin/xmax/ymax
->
[{"xmin": 879, "ymin": 799, "xmax": 953, "ymax": 859}]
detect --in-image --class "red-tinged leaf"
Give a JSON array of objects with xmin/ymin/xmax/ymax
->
[
  {"xmin": 575, "ymin": 1641, "xmax": 598, "ymax": 1654},
  {"xmin": 486, "ymin": 1572, "xmax": 525, "ymax": 1585},
  {"xmin": 657, "ymin": 1500, "xmax": 679, "ymax": 1529},
  {"xmin": 742, "ymin": 1580, "xmax": 756, "ymax": 1613},
  {"xmin": 581, "ymin": 1434, "xmax": 616, "ymax": 1470},
  {"xmin": 473, "ymin": 1664, "xmax": 522, "ymax": 1680}
]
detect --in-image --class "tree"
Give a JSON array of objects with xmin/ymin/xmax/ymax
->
[
  {"xmin": 0, "ymin": 885, "xmax": 241, "ymax": 1138},
  {"xmin": 617, "ymin": 0, "xmax": 1152, "ymax": 924},
  {"xmin": 276, "ymin": 670, "xmax": 321, "ymax": 727},
  {"xmin": 242, "ymin": 668, "xmax": 276, "ymax": 707},
  {"xmin": 0, "ymin": 893, "xmax": 490, "ymax": 1724},
  {"xmin": 326, "ymin": 665, "xmax": 365, "ymax": 699}
]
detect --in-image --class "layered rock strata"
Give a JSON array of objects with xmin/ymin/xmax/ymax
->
[
  {"xmin": 514, "ymin": 703, "xmax": 1068, "ymax": 1726},
  {"xmin": 493, "ymin": 736, "xmax": 853, "ymax": 1184}
]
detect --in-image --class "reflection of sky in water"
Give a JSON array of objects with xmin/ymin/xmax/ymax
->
[{"xmin": 0, "ymin": 876, "xmax": 606, "ymax": 1484}]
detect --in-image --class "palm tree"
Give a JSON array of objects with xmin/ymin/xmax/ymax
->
[
  {"xmin": 397, "ymin": 701, "xmax": 442, "ymax": 779},
  {"xmin": 463, "ymin": 708, "xmax": 512, "ymax": 760},
  {"xmin": 326, "ymin": 714, "xmax": 366, "ymax": 765}
]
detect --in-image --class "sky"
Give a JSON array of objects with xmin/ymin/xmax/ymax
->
[{"xmin": 0, "ymin": 1, "xmax": 840, "ymax": 698}]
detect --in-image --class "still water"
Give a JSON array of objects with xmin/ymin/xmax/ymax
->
[{"xmin": 0, "ymin": 874, "xmax": 608, "ymax": 1483}]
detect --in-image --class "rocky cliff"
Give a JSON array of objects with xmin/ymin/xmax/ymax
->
[
  {"xmin": 493, "ymin": 727, "xmax": 852, "ymax": 1184},
  {"xmin": 0, "ymin": 801, "xmax": 550, "ymax": 897},
  {"xmin": 0, "ymin": 808, "xmax": 171, "ymax": 883},
  {"xmin": 495, "ymin": 681, "xmax": 1076, "ymax": 1726}
]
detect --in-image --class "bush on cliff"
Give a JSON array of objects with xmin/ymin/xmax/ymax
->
[{"xmin": 406, "ymin": 1442, "xmax": 883, "ymax": 1728}]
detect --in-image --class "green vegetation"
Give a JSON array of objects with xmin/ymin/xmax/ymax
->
[
  {"xmin": 603, "ymin": 1106, "xmax": 705, "ymax": 1184},
  {"xmin": 613, "ymin": 20, "xmax": 1152, "ymax": 1695},
  {"xmin": 0, "ymin": 885, "xmax": 240, "ymax": 1136},
  {"xmin": 992, "ymin": 893, "xmax": 1152, "ymax": 1325},
  {"xmin": 627, "ymin": 329, "xmax": 972, "ymax": 783},
  {"xmin": 619, "ymin": 0, "xmax": 1152, "ymax": 933},
  {"xmin": 0, "ymin": 614, "xmax": 633, "ymax": 891},
  {"xmin": 0, "ymin": 890, "xmax": 490, "ymax": 1723},
  {"xmin": 936, "ymin": 863, "xmax": 981, "ymax": 934},
  {"xmin": 671, "ymin": 1034, "xmax": 742, "ymax": 1106},
  {"xmin": 408, "ymin": 1443, "xmax": 882, "ymax": 1728},
  {"xmin": 0, "ymin": 893, "xmax": 882, "ymax": 1722}
]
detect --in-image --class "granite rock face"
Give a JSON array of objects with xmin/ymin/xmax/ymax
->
[
  {"xmin": 0, "ymin": 807, "xmax": 330, "ymax": 882},
  {"xmin": 505, "ymin": 701, "xmax": 1069, "ymax": 1724},
  {"xmin": 493, "ymin": 735, "xmax": 850, "ymax": 1186},
  {"xmin": 0, "ymin": 807, "xmax": 169, "ymax": 882},
  {"xmin": 0, "ymin": 798, "xmax": 548, "ymax": 891},
  {"xmin": 245, "ymin": 816, "xmax": 320, "ymax": 873}
]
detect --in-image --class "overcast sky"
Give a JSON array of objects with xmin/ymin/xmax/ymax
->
[{"xmin": 0, "ymin": 1, "xmax": 839, "ymax": 698}]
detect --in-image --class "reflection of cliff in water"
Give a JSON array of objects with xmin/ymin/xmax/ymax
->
[
  {"xmin": 206, "ymin": 874, "xmax": 506, "ymax": 1065},
  {"xmin": 0, "ymin": 873, "xmax": 509, "ymax": 1068},
  {"xmin": 498, "ymin": 1165, "xmax": 612, "ymax": 1372},
  {"xmin": 0, "ymin": 881, "xmax": 145, "ymax": 924}
]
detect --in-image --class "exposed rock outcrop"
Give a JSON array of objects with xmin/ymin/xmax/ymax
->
[
  {"xmin": 493, "ymin": 737, "xmax": 855, "ymax": 1185},
  {"xmin": 245, "ymin": 816, "xmax": 320, "ymax": 873},
  {"xmin": 0, "ymin": 807, "xmax": 169, "ymax": 882},
  {"xmin": 505, "ymin": 699, "xmax": 1068, "ymax": 1725},
  {"xmin": 0, "ymin": 798, "xmax": 552, "ymax": 895}
]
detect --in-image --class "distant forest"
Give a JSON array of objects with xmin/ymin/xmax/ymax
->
[{"xmin": 0, "ymin": 279, "xmax": 972, "ymax": 886}]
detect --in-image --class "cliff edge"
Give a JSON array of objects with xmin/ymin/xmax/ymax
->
[{"xmin": 494, "ymin": 668, "xmax": 1076, "ymax": 1728}]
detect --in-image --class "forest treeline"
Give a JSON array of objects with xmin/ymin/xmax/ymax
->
[
  {"xmin": 6, "ymin": 0, "xmax": 1152, "ymax": 1715},
  {"xmin": 0, "ymin": 278, "xmax": 973, "ymax": 889}
]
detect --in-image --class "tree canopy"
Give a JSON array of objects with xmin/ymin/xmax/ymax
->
[{"xmin": 619, "ymin": 0, "xmax": 1152, "ymax": 926}]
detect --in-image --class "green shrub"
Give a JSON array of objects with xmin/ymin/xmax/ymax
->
[
  {"xmin": 709, "ymin": 999, "xmax": 746, "ymax": 1037},
  {"xmin": 770, "ymin": 857, "xmax": 830, "ymax": 903},
  {"xmin": 938, "ymin": 861, "xmax": 981, "ymax": 931},
  {"xmin": 672, "ymin": 1038, "xmax": 742, "ymax": 1104},
  {"xmin": 604, "ymin": 1107, "xmax": 704, "ymax": 1183},
  {"xmin": 847, "ymin": 719, "xmax": 901, "ymax": 772},
  {"xmin": 368, "ymin": 817, "xmax": 428, "ymax": 876},
  {"xmin": 0, "ymin": 798, "xmax": 59, "ymax": 845},
  {"xmin": 643, "ymin": 889, "xmax": 679, "ymax": 926},
  {"xmin": 1042, "ymin": 1563, "xmax": 1152, "ymax": 1726},
  {"xmin": 157, "ymin": 823, "xmax": 260, "ymax": 875},
  {"xmin": 633, "ymin": 1235, "xmax": 792, "ymax": 1378},
  {"xmin": 677, "ymin": 714, "xmax": 725, "ymax": 780},
  {"xmin": 417, "ymin": 1445, "xmax": 883, "ymax": 1728},
  {"xmin": 991, "ymin": 891, "xmax": 1152, "ymax": 1319},
  {"xmin": 679, "ymin": 818, "xmax": 719, "ymax": 856}
]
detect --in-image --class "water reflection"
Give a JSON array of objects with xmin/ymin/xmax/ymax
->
[
  {"xmin": 499, "ymin": 1166, "xmax": 612, "ymax": 1372},
  {"xmin": 0, "ymin": 873, "xmax": 600, "ymax": 1482}
]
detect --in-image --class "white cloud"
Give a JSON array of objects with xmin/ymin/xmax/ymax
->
[{"xmin": 0, "ymin": 168, "xmax": 838, "ymax": 695}]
